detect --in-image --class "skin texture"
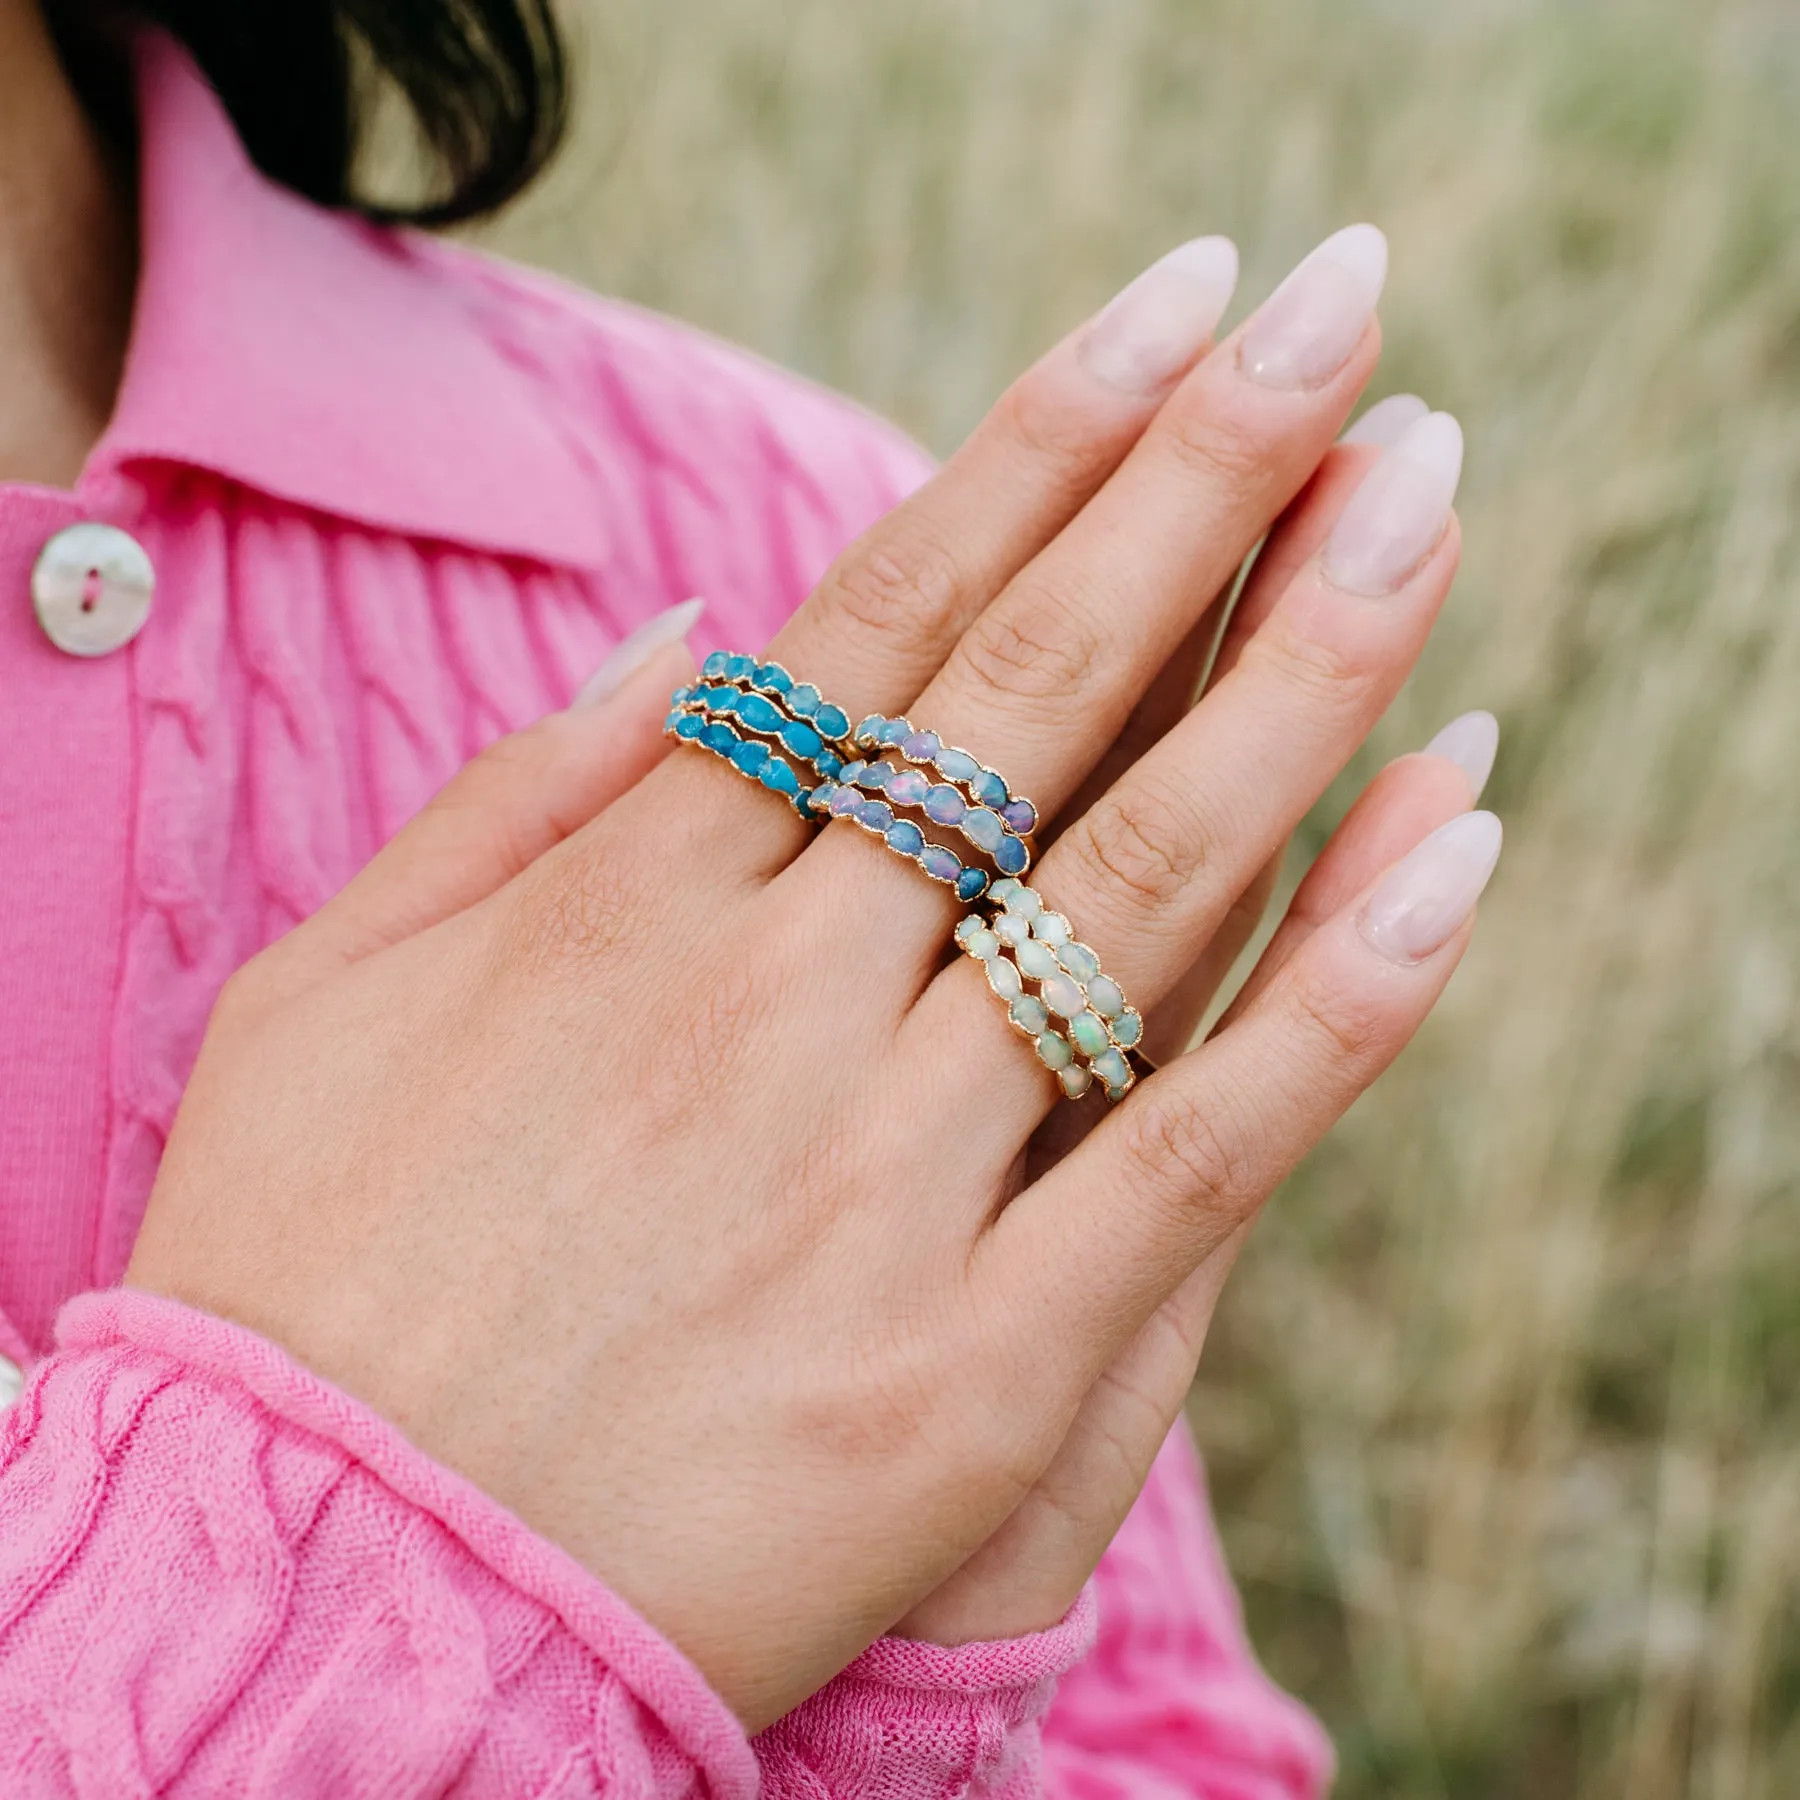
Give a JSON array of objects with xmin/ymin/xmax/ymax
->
[{"xmin": 7, "ymin": 0, "xmax": 1485, "ymax": 1737}]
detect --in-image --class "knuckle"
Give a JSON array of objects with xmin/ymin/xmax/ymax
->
[
  {"xmin": 822, "ymin": 526, "xmax": 967, "ymax": 649},
  {"xmin": 1121, "ymin": 1088, "xmax": 1259, "ymax": 1234},
  {"xmin": 990, "ymin": 377, "xmax": 1113, "ymax": 499},
  {"xmin": 1157, "ymin": 407, "xmax": 1271, "ymax": 497},
  {"xmin": 647, "ymin": 959, "xmax": 764, "ymax": 1102},
  {"xmin": 1070, "ymin": 783, "xmax": 1205, "ymax": 913},
  {"xmin": 1281, "ymin": 962, "xmax": 1392, "ymax": 1067},
  {"xmin": 1239, "ymin": 617, "xmax": 1376, "ymax": 709},
  {"xmin": 955, "ymin": 587, "xmax": 1107, "ymax": 706}
]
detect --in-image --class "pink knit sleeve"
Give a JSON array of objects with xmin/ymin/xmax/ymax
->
[
  {"xmin": 755, "ymin": 1598, "xmax": 1098, "ymax": 1799},
  {"xmin": 0, "ymin": 1291, "xmax": 1107, "ymax": 1798},
  {"xmin": 0, "ymin": 1290, "xmax": 761, "ymax": 1797}
]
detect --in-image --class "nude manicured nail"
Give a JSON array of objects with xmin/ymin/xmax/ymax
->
[
  {"xmin": 1239, "ymin": 224, "xmax": 1388, "ymax": 391},
  {"xmin": 1079, "ymin": 237, "xmax": 1241, "ymax": 396},
  {"xmin": 1359, "ymin": 810, "xmax": 1502, "ymax": 963},
  {"xmin": 1324, "ymin": 412, "xmax": 1463, "ymax": 596},
  {"xmin": 572, "ymin": 597, "xmax": 706, "ymax": 708},
  {"xmin": 1342, "ymin": 393, "xmax": 1429, "ymax": 448},
  {"xmin": 1423, "ymin": 710, "xmax": 1499, "ymax": 800}
]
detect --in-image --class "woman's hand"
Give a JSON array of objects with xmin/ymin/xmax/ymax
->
[{"xmin": 128, "ymin": 224, "xmax": 1496, "ymax": 1730}]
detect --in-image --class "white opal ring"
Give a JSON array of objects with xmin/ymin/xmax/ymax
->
[{"xmin": 956, "ymin": 878, "xmax": 1148, "ymax": 1102}]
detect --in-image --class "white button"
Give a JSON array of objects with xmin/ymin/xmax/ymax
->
[
  {"xmin": 0, "ymin": 1354, "xmax": 21, "ymax": 1411},
  {"xmin": 32, "ymin": 522, "xmax": 155, "ymax": 657}
]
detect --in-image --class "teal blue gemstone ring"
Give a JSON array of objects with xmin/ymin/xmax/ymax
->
[
  {"xmin": 672, "ymin": 680, "xmax": 847, "ymax": 783},
  {"xmin": 663, "ymin": 704, "xmax": 824, "ymax": 818},
  {"xmin": 698, "ymin": 651, "xmax": 855, "ymax": 746},
  {"xmin": 956, "ymin": 878, "xmax": 1148, "ymax": 1102}
]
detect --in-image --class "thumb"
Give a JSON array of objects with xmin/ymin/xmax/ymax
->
[{"xmin": 268, "ymin": 600, "xmax": 703, "ymax": 990}]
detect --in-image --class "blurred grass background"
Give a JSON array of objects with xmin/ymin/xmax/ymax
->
[{"xmin": 477, "ymin": 1, "xmax": 1800, "ymax": 1793}]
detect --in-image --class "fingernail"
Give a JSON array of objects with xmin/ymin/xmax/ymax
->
[
  {"xmin": 1323, "ymin": 412, "xmax": 1463, "ymax": 596},
  {"xmin": 1422, "ymin": 710, "xmax": 1499, "ymax": 800},
  {"xmin": 1079, "ymin": 237, "xmax": 1240, "ymax": 396},
  {"xmin": 572, "ymin": 597, "xmax": 706, "ymax": 708},
  {"xmin": 1359, "ymin": 811, "xmax": 1502, "ymax": 963},
  {"xmin": 1239, "ymin": 224, "xmax": 1388, "ymax": 391},
  {"xmin": 1342, "ymin": 393, "xmax": 1429, "ymax": 448}
]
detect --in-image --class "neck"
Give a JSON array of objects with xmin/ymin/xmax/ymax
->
[{"xmin": 0, "ymin": 1, "xmax": 137, "ymax": 488}]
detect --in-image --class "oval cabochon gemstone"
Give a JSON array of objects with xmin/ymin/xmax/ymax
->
[
  {"xmin": 1087, "ymin": 976, "xmax": 1127, "ymax": 1018},
  {"xmin": 923, "ymin": 785, "xmax": 966, "ymax": 825},
  {"xmin": 962, "ymin": 809, "xmax": 1005, "ymax": 851},
  {"xmin": 993, "ymin": 836, "xmax": 1030, "ymax": 875}
]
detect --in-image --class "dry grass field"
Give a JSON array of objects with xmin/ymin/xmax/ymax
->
[{"xmin": 477, "ymin": 2, "xmax": 1800, "ymax": 1793}]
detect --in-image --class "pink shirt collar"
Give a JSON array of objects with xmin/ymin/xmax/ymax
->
[{"xmin": 84, "ymin": 35, "xmax": 608, "ymax": 569}]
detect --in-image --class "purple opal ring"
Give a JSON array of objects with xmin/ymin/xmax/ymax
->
[
  {"xmin": 848, "ymin": 715, "xmax": 1039, "ymax": 873},
  {"xmin": 809, "ymin": 778, "xmax": 993, "ymax": 903},
  {"xmin": 956, "ymin": 878, "xmax": 1148, "ymax": 1102}
]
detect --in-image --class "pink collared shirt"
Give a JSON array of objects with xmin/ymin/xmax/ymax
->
[{"xmin": 0, "ymin": 37, "xmax": 1332, "ymax": 1797}]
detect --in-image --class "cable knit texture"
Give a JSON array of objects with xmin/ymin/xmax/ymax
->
[{"xmin": 0, "ymin": 36, "xmax": 1333, "ymax": 1796}]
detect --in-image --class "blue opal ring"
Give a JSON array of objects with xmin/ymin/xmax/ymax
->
[
  {"xmin": 851, "ymin": 716, "xmax": 1039, "ymax": 836},
  {"xmin": 664, "ymin": 704, "xmax": 825, "ymax": 818},
  {"xmin": 831, "ymin": 754, "xmax": 1033, "ymax": 878},
  {"xmin": 672, "ymin": 680, "xmax": 847, "ymax": 782},
  {"xmin": 808, "ymin": 778, "xmax": 994, "ymax": 903},
  {"xmin": 956, "ymin": 878, "xmax": 1147, "ymax": 1102},
  {"xmin": 698, "ymin": 651, "xmax": 854, "ymax": 744}
]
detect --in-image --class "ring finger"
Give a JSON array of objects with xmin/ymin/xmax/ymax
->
[{"xmin": 914, "ymin": 407, "xmax": 1466, "ymax": 1140}]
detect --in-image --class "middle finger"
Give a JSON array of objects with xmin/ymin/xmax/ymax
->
[{"xmin": 897, "ymin": 224, "xmax": 1389, "ymax": 837}]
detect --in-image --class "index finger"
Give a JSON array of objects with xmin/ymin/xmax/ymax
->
[{"xmin": 764, "ymin": 238, "xmax": 1242, "ymax": 716}]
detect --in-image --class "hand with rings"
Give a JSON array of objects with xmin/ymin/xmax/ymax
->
[{"xmin": 127, "ymin": 225, "xmax": 1500, "ymax": 1729}]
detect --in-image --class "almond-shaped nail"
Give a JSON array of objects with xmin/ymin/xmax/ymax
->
[
  {"xmin": 1240, "ymin": 224, "xmax": 1388, "ymax": 391},
  {"xmin": 1342, "ymin": 393, "xmax": 1430, "ymax": 448},
  {"xmin": 1324, "ymin": 411, "xmax": 1463, "ymax": 596},
  {"xmin": 1422, "ymin": 710, "xmax": 1499, "ymax": 800},
  {"xmin": 1359, "ymin": 810, "xmax": 1502, "ymax": 963},
  {"xmin": 572, "ymin": 597, "xmax": 707, "ymax": 708},
  {"xmin": 1079, "ymin": 237, "xmax": 1241, "ymax": 397}
]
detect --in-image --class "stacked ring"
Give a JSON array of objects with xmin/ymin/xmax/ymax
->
[
  {"xmin": 671, "ymin": 655, "xmax": 1027, "ymax": 907},
  {"xmin": 811, "ymin": 778, "xmax": 994, "ymax": 902},
  {"xmin": 672, "ymin": 680, "xmax": 846, "ymax": 786},
  {"xmin": 956, "ymin": 878, "xmax": 1147, "ymax": 1102},
  {"xmin": 663, "ymin": 704, "xmax": 823, "ymax": 817},
  {"xmin": 698, "ymin": 652, "xmax": 854, "ymax": 745},
  {"xmin": 850, "ymin": 716, "xmax": 1039, "ymax": 836},
  {"xmin": 831, "ymin": 755, "xmax": 1033, "ymax": 877}
]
